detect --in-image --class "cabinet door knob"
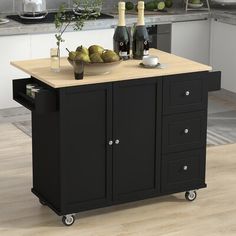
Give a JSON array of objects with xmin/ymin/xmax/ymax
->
[
  {"xmin": 185, "ymin": 91, "xmax": 190, "ymax": 96},
  {"xmin": 183, "ymin": 165, "xmax": 188, "ymax": 171},
  {"xmin": 115, "ymin": 139, "xmax": 120, "ymax": 145},
  {"xmin": 184, "ymin": 128, "xmax": 189, "ymax": 134},
  {"xmin": 108, "ymin": 140, "xmax": 113, "ymax": 146}
]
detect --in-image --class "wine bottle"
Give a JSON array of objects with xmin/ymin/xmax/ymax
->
[
  {"xmin": 132, "ymin": 1, "xmax": 149, "ymax": 59},
  {"xmin": 113, "ymin": 2, "xmax": 130, "ymax": 60}
]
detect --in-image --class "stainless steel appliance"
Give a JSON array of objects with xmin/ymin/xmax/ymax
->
[
  {"xmin": 19, "ymin": 0, "xmax": 48, "ymax": 19},
  {"xmin": 147, "ymin": 24, "xmax": 171, "ymax": 53}
]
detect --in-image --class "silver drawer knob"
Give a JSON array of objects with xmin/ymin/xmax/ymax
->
[
  {"xmin": 184, "ymin": 128, "xmax": 189, "ymax": 134},
  {"xmin": 115, "ymin": 139, "xmax": 120, "ymax": 145},
  {"xmin": 108, "ymin": 140, "xmax": 113, "ymax": 146},
  {"xmin": 183, "ymin": 165, "xmax": 188, "ymax": 171},
  {"xmin": 185, "ymin": 91, "xmax": 190, "ymax": 96}
]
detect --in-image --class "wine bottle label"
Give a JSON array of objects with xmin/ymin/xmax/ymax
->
[
  {"xmin": 143, "ymin": 40, "xmax": 149, "ymax": 56},
  {"xmin": 119, "ymin": 51, "xmax": 128, "ymax": 57},
  {"xmin": 143, "ymin": 50, "xmax": 149, "ymax": 56}
]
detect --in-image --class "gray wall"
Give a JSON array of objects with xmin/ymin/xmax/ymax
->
[{"xmin": 0, "ymin": 0, "xmax": 183, "ymax": 14}]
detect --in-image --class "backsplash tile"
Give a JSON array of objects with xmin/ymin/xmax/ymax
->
[
  {"xmin": 46, "ymin": 0, "xmax": 69, "ymax": 10},
  {"xmin": 0, "ymin": 0, "xmax": 14, "ymax": 13}
]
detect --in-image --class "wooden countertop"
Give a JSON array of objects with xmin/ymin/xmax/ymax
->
[{"xmin": 11, "ymin": 49, "xmax": 212, "ymax": 88}]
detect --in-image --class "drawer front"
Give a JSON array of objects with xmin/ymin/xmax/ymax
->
[
  {"xmin": 162, "ymin": 111, "xmax": 207, "ymax": 153},
  {"xmin": 161, "ymin": 149, "xmax": 206, "ymax": 193},
  {"xmin": 163, "ymin": 73, "xmax": 208, "ymax": 114}
]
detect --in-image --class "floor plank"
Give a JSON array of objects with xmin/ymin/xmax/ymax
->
[{"xmin": 0, "ymin": 123, "xmax": 236, "ymax": 235}]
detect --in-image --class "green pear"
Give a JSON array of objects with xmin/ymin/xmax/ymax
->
[
  {"xmin": 90, "ymin": 53, "xmax": 104, "ymax": 63},
  {"xmin": 76, "ymin": 45, "xmax": 89, "ymax": 55},
  {"xmin": 101, "ymin": 50, "xmax": 120, "ymax": 63},
  {"xmin": 88, "ymin": 45, "xmax": 104, "ymax": 55},
  {"xmin": 68, "ymin": 51, "xmax": 77, "ymax": 60},
  {"xmin": 75, "ymin": 53, "xmax": 91, "ymax": 63}
]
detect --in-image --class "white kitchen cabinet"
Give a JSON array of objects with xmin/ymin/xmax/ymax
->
[
  {"xmin": 171, "ymin": 20, "xmax": 210, "ymax": 65},
  {"xmin": 31, "ymin": 28, "xmax": 114, "ymax": 58},
  {"xmin": 210, "ymin": 20, "xmax": 236, "ymax": 93},
  {"xmin": 0, "ymin": 35, "xmax": 31, "ymax": 109}
]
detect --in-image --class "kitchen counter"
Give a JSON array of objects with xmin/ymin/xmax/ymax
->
[
  {"xmin": 11, "ymin": 49, "xmax": 212, "ymax": 88},
  {"xmin": 1, "ymin": 8, "xmax": 236, "ymax": 37},
  {"xmin": 0, "ymin": 8, "xmax": 232, "ymax": 37}
]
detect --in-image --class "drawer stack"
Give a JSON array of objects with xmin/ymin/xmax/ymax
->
[{"xmin": 161, "ymin": 72, "xmax": 208, "ymax": 193}]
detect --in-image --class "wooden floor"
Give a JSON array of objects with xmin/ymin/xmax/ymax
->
[{"xmin": 0, "ymin": 123, "xmax": 236, "ymax": 236}]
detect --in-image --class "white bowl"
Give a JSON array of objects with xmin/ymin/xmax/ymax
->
[{"xmin": 142, "ymin": 56, "xmax": 159, "ymax": 67}]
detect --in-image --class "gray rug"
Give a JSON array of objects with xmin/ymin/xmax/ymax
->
[
  {"xmin": 12, "ymin": 110, "xmax": 236, "ymax": 147},
  {"xmin": 13, "ymin": 120, "xmax": 32, "ymax": 137}
]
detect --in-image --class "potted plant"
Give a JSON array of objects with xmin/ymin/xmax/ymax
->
[{"xmin": 51, "ymin": 0, "xmax": 103, "ymax": 72}]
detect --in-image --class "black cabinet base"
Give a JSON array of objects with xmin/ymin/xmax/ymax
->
[
  {"xmin": 32, "ymin": 183, "xmax": 207, "ymax": 217},
  {"xmin": 11, "ymin": 71, "xmax": 221, "ymax": 226}
]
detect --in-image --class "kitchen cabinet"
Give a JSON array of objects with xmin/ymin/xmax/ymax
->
[
  {"xmin": 31, "ymin": 28, "xmax": 114, "ymax": 58},
  {"xmin": 60, "ymin": 84, "xmax": 113, "ymax": 209},
  {"xmin": 30, "ymin": 79, "xmax": 162, "ymax": 214},
  {"xmin": 171, "ymin": 20, "xmax": 210, "ymax": 65},
  {"xmin": 210, "ymin": 20, "xmax": 236, "ymax": 93},
  {"xmin": 0, "ymin": 35, "xmax": 31, "ymax": 109},
  {"xmin": 11, "ymin": 49, "xmax": 221, "ymax": 226},
  {"xmin": 113, "ymin": 79, "xmax": 162, "ymax": 201}
]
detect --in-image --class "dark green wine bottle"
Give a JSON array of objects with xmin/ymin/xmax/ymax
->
[
  {"xmin": 132, "ymin": 1, "xmax": 149, "ymax": 59},
  {"xmin": 113, "ymin": 2, "xmax": 130, "ymax": 60}
]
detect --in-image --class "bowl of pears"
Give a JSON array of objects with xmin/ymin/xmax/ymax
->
[{"xmin": 68, "ymin": 45, "xmax": 121, "ymax": 78}]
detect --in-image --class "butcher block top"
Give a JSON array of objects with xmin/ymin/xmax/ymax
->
[{"xmin": 11, "ymin": 49, "xmax": 212, "ymax": 88}]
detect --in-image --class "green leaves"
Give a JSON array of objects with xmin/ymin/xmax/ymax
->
[{"xmin": 54, "ymin": 0, "xmax": 103, "ymax": 50}]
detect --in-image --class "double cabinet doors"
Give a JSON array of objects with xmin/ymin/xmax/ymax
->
[{"xmin": 61, "ymin": 78, "xmax": 161, "ymax": 209}]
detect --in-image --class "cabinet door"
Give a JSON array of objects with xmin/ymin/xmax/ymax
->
[
  {"xmin": 113, "ymin": 79, "xmax": 162, "ymax": 202},
  {"xmin": 0, "ymin": 35, "xmax": 31, "ymax": 109},
  {"xmin": 60, "ymin": 83, "xmax": 112, "ymax": 213},
  {"xmin": 171, "ymin": 20, "xmax": 210, "ymax": 65}
]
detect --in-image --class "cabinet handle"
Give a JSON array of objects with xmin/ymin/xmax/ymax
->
[
  {"xmin": 183, "ymin": 165, "xmax": 188, "ymax": 171},
  {"xmin": 185, "ymin": 91, "xmax": 190, "ymax": 96},
  {"xmin": 115, "ymin": 139, "xmax": 120, "ymax": 145},
  {"xmin": 184, "ymin": 128, "xmax": 189, "ymax": 134},
  {"xmin": 108, "ymin": 140, "xmax": 113, "ymax": 146}
]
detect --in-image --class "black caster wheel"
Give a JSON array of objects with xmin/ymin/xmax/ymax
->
[
  {"xmin": 39, "ymin": 199, "xmax": 47, "ymax": 206},
  {"xmin": 185, "ymin": 190, "xmax": 197, "ymax": 201},
  {"xmin": 62, "ymin": 215, "xmax": 75, "ymax": 226}
]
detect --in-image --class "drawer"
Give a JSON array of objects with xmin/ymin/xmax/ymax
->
[
  {"xmin": 162, "ymin": 111, "xmax": 207, "ymax": 153},
  {"xmin": 13, "ymin": 78, "xmax": 57, "ymax": 113},
  {"xmin": 163, "ymin": 72, "xmax": 208, "ymax": 114},
  {"xmin": 161, "ymin": 149, "xmax": 206, "ymax": 193}
]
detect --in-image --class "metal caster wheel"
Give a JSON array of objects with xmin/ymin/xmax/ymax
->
[
  {"xmin": 39, "ymin": 199, "xmax": 47, "ymax": 206},
  {"xmin": 62, "ymin": 215, "xmax": 75, "ymax": 226},
  {"xmin": 185, "ymin": 190, "xmax": 197, "ymax": 201}
]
